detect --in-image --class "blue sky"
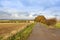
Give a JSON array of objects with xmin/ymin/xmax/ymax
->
[{"xmin": 0, "ymin": 0, "xmax": 60, "ymax": 19}]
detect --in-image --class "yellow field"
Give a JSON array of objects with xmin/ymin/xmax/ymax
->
[{"xmin": 0, "ymin": 23, "xmax": 30, "ymax": 38}]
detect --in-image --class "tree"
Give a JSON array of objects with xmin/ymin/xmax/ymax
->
[{"xmin": 34, "ymin": 15, "xmax": 46, "ymax": 24}]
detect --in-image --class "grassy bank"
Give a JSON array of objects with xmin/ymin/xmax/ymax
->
[
  {"xmin": 3, "ymin": 23, "xmax": 35, "ymax": 40},
  {"xmin": 55, "ymin": 23, "xmax": 60, "ymax": 28}
]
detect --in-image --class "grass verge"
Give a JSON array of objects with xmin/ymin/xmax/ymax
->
[
  {"xmin": 3, "ymin": 23, "xmax": 35, "ymax": 40},
  {"xmin": 55, "ymin": 23, "xmax": 60, "ymax": 28}
]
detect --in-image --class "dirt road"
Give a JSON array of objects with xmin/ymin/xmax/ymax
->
[{"xmin": 27, "ymin": 23, "xmax": 60, "ymax": 40}]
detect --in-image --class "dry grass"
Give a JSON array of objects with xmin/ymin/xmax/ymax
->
[{"xmin": 0, "ymin": 23, "xmax": 30, "ymax": 37}]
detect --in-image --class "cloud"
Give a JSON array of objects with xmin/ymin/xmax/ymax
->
[
  {"xmin": 0, "ymin": 11, "xmax": 11, "ymax": 19},
  {"xmin": 0, "ymin": 0, "xmax": 60, "ymax": 19}
]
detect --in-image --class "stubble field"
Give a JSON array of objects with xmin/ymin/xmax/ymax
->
[{"xmin": 0, "ymin": 23, "xmax": 30, "ymax": 38}]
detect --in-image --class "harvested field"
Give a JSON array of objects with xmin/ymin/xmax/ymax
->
[{"xmin": 0, "ymin": 23, "xmax": 30, "ymax": 37}]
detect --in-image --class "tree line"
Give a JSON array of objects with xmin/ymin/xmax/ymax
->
[
  {"xmin": 34, "ymin": 15, "xmax": 57, "ymax": 26},
  {"xmin": 0, "ymin": 20, "xmax": 30, "ymax": 23}
]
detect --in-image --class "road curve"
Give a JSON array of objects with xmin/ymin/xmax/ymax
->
[{"xmin": 27, "ymin": 23, "xmax": 60, "ymax": 40}]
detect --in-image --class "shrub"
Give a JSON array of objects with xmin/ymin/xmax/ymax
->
[{"xmin": 46, "ymin": 18, "xmax": 57, "ymax": 26}]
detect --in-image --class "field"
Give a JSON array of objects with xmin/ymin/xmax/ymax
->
[
  {"xmin": 0, "ymin": 23, "xmax": 32, "ymax": 40},
  {"xmin": 7, "ymin": 23, "xmax": 34, "ymax": 40}
]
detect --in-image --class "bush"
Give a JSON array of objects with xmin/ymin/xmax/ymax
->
[{"xmin": 46, "ymin": 18, "xmax": 57, "ymax": 26}]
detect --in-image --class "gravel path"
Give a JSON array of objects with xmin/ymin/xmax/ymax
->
[{"xmin": 27, "ymin": 23, "xmax": 60, "ymax": 40}]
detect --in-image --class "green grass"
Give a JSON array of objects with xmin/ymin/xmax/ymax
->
[
  {"xmin": 5, "ymin": 23, "xmax": 35, "ymax": 40},
  {"xmin": 0, "ymin": 36, "xmax": 3, "ymax": 40},
  {"xmin": 55, "ymin": 23, "xmax": 60, "ymax": 28}
]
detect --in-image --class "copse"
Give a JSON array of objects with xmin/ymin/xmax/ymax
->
[
  {"xmin": 34, "ymin": 15, "xmax": 57, "ymax": 26},
  {"xmin": 46, "ymin": 18, "xmax": 57, "ymax": 26},
  {"xmin": 34, "ymin": 15, "xmax": 46, "ymax": 24}
]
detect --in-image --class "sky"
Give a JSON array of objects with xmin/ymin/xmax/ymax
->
[{"xmin": 0, "ymin": 0, "xmax": 60, "ymax": 19}]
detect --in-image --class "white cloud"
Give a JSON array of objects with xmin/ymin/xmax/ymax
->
[{"xmin": 0, "ymin": 0, "xmax": 60, "ymax": 19}]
